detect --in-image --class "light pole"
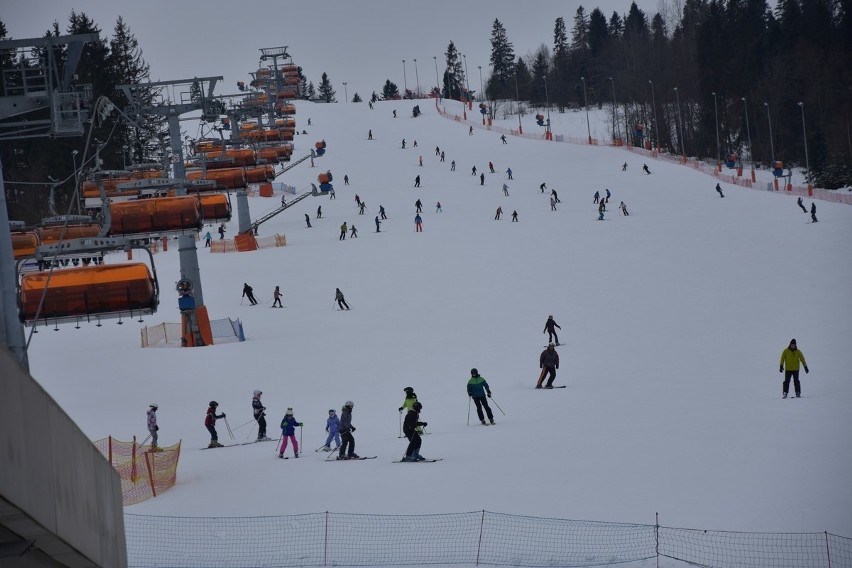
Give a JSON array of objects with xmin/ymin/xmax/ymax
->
[
  {"xmin": 580, "ymin": 76, "xmax": 591, "ymax": 144},
  {"xmin": 798, "ymin": 101, "xmax": 810, "ymax": 185},
  {"xmin": 712, "ymin": 91, "xmax": 720, "ymax": 162},
  {"xmin": 649, "ymin": 80, "xmax": 658, "ymax": 149},
  {"xmin": 402, "ymin": 60, "xmax": 408, "ymax": 98},
  {"xmin": 543, "ymin": 75, "xmax": 552, "ymax": 139},
  {"xmin": 342, "ymin": 82, "xmax": 348, "ymax": 103},
  {"xmin": 764, "ymin": 102, "xmax": 775, "ymax": 163},
  {"xmin": 413, "ymin": 58, "xmax": 420, "ymax": 97},
  {"xmin": 462, "ymin": 54, "xmax": 470, "ymax": 100},
  {"xmin": 742, "ymin": 97, "xmax": 752, "ymax": 167},
  {"xmin": 433, "ymin": 56, "xmax": 440, "ymax": 98},
  {"xmin": 477, "ymin": 65, "xmax": 484, "ymax": 103},
  {"xmin": 673, "ymin": 86, "xmax": 685, "ymax": 157},
  {"xmin": 514, "ymin": 73, "xmax": 522, "ymax": 134},
  {"xmin": 609, "ymin": 77, "xmax": 620, "ymax": 141}
]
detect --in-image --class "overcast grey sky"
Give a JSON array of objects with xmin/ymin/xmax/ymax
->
[{"xmin": 4, "ymin": 0, "xmax": 662, "ymax": 101}]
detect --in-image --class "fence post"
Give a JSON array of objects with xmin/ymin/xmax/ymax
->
[
  {"xmin": 145, "ymin": 451, "xmax": 156, "ymax": 497},
  {"xmin": 655, "ymin": 512, "xmax": 660, "ymax": 568},
  {"xmin": 131, "ymin": 436, "xmax": 138, "ymax": 482},
  {"xmin": 324, "ymin": 511, "xmax": 328, "ymax": 568},
  {"xmin": 475, "ymin": 510, "xmax": 485, "ymax": 566},
  {"xmin": 825, "ymin": 531, "xmax": 831, "ymax": 568},
  {"xmin": 108, "ymin": 435, "xmax": 113, "ymax": 465}
]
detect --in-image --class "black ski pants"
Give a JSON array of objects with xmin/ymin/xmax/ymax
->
[
  {"xmin": 206, "ymin": 424, "xmax": 218, "ymax": 442},
  {"xmin": 405, "ymin": 432, "xmax": 422, "ymax": 457},
  {"xmin": 546, "ymin": 330, "xmax": 559, "ymax": 344},
  {"xmin": 783, "ymin": 370, "xmax": 801, "ymax": 396},
  {"xmin": 255, "ymin": 414, "xmax": 267, "ymax": 438},
  {"xmin": 339, "ymin": 430, "xmax": 355, "ymax": 457},
  {"xmin": 337, "ymin": 299, "xmax": 349, "ymax": 310},
  {"xmin": 472, "ymin": 396, "xmax": 493, "ymax": 422}
]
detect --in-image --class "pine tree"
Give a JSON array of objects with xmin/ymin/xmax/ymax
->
[
  {"xmin": 317, "ymin": 72, "xmax": 336, "ymax": 103},
  {"xmin": 487, "ymin": 19, "xmax": 515, "ymax": 100},
  {"xmin": 352, "ymin": 93, "xmax": 362, "ymax": 103},
  {"xmin": 530, "ymin": 46, "xmax": 550, "ymax": 107},
  {"xmin": 299, "ymin": 73, "xmax": 309, "ymax": 100},
  {"xmin": 552, "ymin": 17, "xmax": 571, "ymax": 110},
  {"xmin": 382, "ymin": 79, "xmax": 400, "ymax": 100},
  {"xmin": 443, "ymin": 41, "xmax": 464, "ymax": 100},
  {"xmin": 306, "ymin": 81, "xmax": 316, "ymax": 100}
]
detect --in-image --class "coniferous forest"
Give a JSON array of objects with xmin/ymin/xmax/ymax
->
[{"xmin": 2, "ymin": 0, "xmax": 850, "ymax": 223}]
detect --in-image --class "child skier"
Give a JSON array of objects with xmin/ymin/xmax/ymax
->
[
  {"xmin": 205, "ymin": 401, "xmax": 226, "ymax": 448},
  {"xmin": 321, "ymin": 409, "xmax": 341, "ymax": 451},
  {"xmin": 278, "ymin": 408, "xmax": 303, "ymax": 458},
  {"xmin": 337, "ymin": 401, "xmax": 359, "ymax": 460},
  {"xmin": 252, "ymin": 390, "xmax": 269, "ymax": 440},
  {"xmin": 147, "ymin": 403, "xmax": 160, "ymax": 451},
  {"xmin": 402, "ymin": 402, "xmax": 428, "ymax": 461}
]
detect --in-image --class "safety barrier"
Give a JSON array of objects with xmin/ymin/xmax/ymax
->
[
  {"xmin": 210, "ymin": 233, "xmax": 285, "ymax": 253},
  {"xmin": 93, "ymin": 437, "xmax": 181, "ymax": 506},
  {"xmin": 140, "ymin": 317, "xmax": 244, "ymax": 347},
  {"xmin": 123, "ymin": 510, "xmax": 852, "ymax": 567}
]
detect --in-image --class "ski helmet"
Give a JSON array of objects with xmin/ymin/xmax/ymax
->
[
  {"xmin": 328, "ymin": 409, "xmax": 336, "ymax": 414},
  {"xmin": 253, "ymin": 390, "xmax": 262, "ymax": 397},
  {"xmin": 209, "ymin": 401, "xmax": 218, "ymax": 407},
  {"xmin": 412, "ymin": 402, "xmax": 422, "ymax": 411},
  {"xmin": 343, "ymin": 400, "xmax": 354, "ymax": 409},
  {"xmin": 285, "ymin": 407, "xmax": 293, "ymax": 415},
  {"xmin": 149, "ymin": 403, "xmax": 158, "ymax": 409},
  {"xmin": 470, "ymin": 368, "xmax": 479, "ymax": 376},
  {"xmin": 403, "ymin": 386, "xmax": 414, "ymax": 393}
]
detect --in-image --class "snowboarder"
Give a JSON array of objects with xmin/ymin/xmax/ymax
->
[
  {"xmin": 501, "ymin": 134, "xmax": 507, "ymax": 144},
  {"xmin": 797, "ymin": 197, "xmax": 807, "ymax": 213},
  {"xmin": 643, "ymin": 163, "xmax": 651, "ymax": 174},
  {"xmin": 375, "ymin": 216, "xmax": 381, "ymax": 233},
  {"xmin": 537, "ymin": 344, "xmax": 560, "ymax": 389},
  {"xmin": 272, "ymin": 286, "xmax": 283, "ymax": 308},
  {"xmin": 543, "ymin": 315, "xmax": 561, "ymax": 345},
  {"xmin": 716, "ymin": 183, "xmax": 725, "ymax": 198},
  {"xmin": 379, "ymin": 205, "xmax": 387, "ymax": 220},
  {"xmin": 399, "ymin": 386, "xmax": 418, "ymax": 414},
  {"xmin": 506, "ymin": 167, "xmax": 513, "ymax": 180},
  {"xmin": 350, "ymin": 225, "xmax": 358, "ymax": 238},
  {"xmin": 147, "ymin": 403, "xmax": 159, "ymax": 450},
  {"xmin": 402, "ymin": 402, "xmax": 428, "ymax": 461},
  {"xmin": 810, "ymin": 202, "xmax": 818, "ymax": 223},
  {"xmin": 415, "ymin": 213, "xmax": 423, "ymax": 232},
  {"xmin": 593, "ymin": 191, "xmax": 600, "ymax": 204},
  {"xmin": 305, "ymin": 213, "xmax": 312, "ymax": 228},
  {"xmin": 339, "ymin": 222, "xmax": 347, "ymax": 240},
  {"xmin": 344, "ymin": 174, "xmax": 350, "ymax": 185},
  {"xmin": 414, "ymin": 175, "xmax": 421, "ymax": 188},
  {"xmin": 436, "ymin": 202, "xmax": 443, "ymax": 213},
  {"xmin": 321, "ymin": 409, "xmax": 341, "ymax": 451},
  {"xmin": 316, "ymin": 205, "xmax": 323, "ymax": 219},
  {"xmin": 779, "ymin": 338, "xmax": 809, "ymax": 398},
  {"xmin": 218, "ymin": 223, "xmax": 226, "ymax": 239},
  {"xmin": 467, "ymin": 368, "xmax": 494, "ymax": 425},
  {"xmin": 335, "ymin": 288, "xmax": 350, "ymax": 310},
  {"xmin": 337, "ymin": 401, "xmax": 359, "ymax": 459},
  {"xmin": 480, "ymin": 173, "xmax": 485, "ymax": 186},
  {"xmin": 252, "ymin": 390, "xmax": 268, "ymax": 440},
  {"xmin": 205, "ymin": 401, "xmax": 226, "ymax": 448},
  {"xmin": 278, "ymin": 408, "xmax": 302, "ymax": 458},
  {"xmin": 511, "ymin": 210, "xmax": 518, "ymax": 222},
  {"xmin": 494, "ymin": 206, "xmax": 503, "ymax": 220},
  {"xmin": 503, "ymin": 183, "xmax": 510, "ymax": 196},
  {"xmin": 598, "ymin": 200, "xmax": 606, "ymax": 220},
  {"xmin": 540, "ymin": 182, "xmax": 547, "ymax": 194},
  {"xmin": 619, "ymin": 201, "xmax": 629, "ymax": 216},
  {"xmin": 204, "ymin": 231, "xmax": 212, "ymax": 247},
  {"xmin": 489, "ymin": 161, "xmax": 495, "ymax": 173},
  {"xmin": 415, "ymin": 199, "xmax": 422, "ymax": 213},
  {"xmin": 242, "ymin": 283, "xmax": 258, "ymax": 305},
  {"xmin": 450, "ymin": 160, "xmax": 456, "ymax": 171}
]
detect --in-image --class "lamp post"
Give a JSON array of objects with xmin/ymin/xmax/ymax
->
[
  {"xmin": 764, "ymin": 102, "xmax": 775, "ymax": 163},
  {"xmin": 433, "ymin": 56, "xmax": 440, "ymax": 98},
  {"xmin": 609, "ymin": 77, "xmax": 620, "ymax": 141},
  {"xmin": 580, "ymin": 76, "xmax": 591, "ymax": 144},
  {"xmin": 413, "ymin": 58, "xmax": 420, "ymax": 97},
  {"xmin": 402, "ymin": 60, "xmax": 408, "ymax": 98},
  {"xmin": 742, "ymin": 97, "xmax": 752, "ymax": 167},
  {"xmin": 543, "ymin": 75, "xmax": 552, "ymax": 139},
  {"xmin": 514, "ymin": 73, "xmax": 522, "ymax": 134},
  {"xmin": 342, "ymin": 82, "xmax": 348, "ymax": 103},
  {"xmin": 712, "ymin": 91, "xmax": 720, "ymax": 162},
  {"xmin": 462, "ymin": 54, "xmax": 470, "ymax": 99},
  {"xmin": 477, "ymin": 65, "xmax": 486, "ymax": 125},
  {"xmin": 673, "ymin": 86, "xmax": 685, "ymax": 157},
  {"xmin": 798, "ymin": 101, "xmax": 810, "ymax": 186},
  {"xmin": 649, "ymin": 80, "xmax": 658, "ymax": 149}
]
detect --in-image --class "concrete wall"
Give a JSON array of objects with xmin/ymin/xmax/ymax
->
[{"xmin": 0, "ymin": 346, "xmax": 127, "ymax": 567}]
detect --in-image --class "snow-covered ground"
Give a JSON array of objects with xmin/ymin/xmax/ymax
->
[{"xmin": 26, "ymin": 98, "xmax": 852, "ymax": 543}]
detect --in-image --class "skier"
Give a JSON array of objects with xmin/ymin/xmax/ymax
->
[
  {"xmin": 716, "ymin": 183, "xmax": 725, "ymax": 198},
  {"xmin": 551, "ymin": 189, "xmax": 560, "ymax": 203},
  {"xmin": 321, "ymin": 409, "xmax": 341, "ymax": 451},
  {"xmin": 450, "ymin": 160, "xmax": 456, "ymax": 171},
  {"xmin": 393, "ymin": 110, "xmax": 397, "ymax": 118},
  {"xmin": 494, "ymin": 206, "xmax": 503, "ymax": 220},
  {"xmin": 419, "ymin": 156, "xmax": 423, "ymax": 167},
  {"xmin": 359, "ymin": 201, "xmax": 366, "ymax": 215},
  {"xmin": 252, "ymin": 390, "xmax": 269, "ymax": 440},
  {"xmin": 218, "ymin": 223, "xmax": 226, "ymax": 239},
  {"xmin": 272, "ymin": 286, "xmax": 283, "ymax": 308},
  {"xmin": 413, "ymin": 140, "xmax": 418, "ymax": 147},
  {"xmin": 643, "ymin": 163, "xmax": 651, "ymax": 174},
  {"xmin": 205, "ymin": 401, "xmax": 226, "ymax": 448},
  {"xmin": 605, "ymin": 188, "xmax": 611, "ymax": 203},
  {"xmin": 471, "ymin": 165, "xmax": 477, "ymax": 176},
  {"xmin": 414, "ymin": 175, "xmax": 421, "ymax": 188},
  {"xmin": 379, "ymin": 205, "xmax": 387, "ymax": 220},
  {"xmin": 368, "ymin": 129, "xmax": 373, "ymax": 140},
  {"xmin": 147, "ymin": 403, "xmax": 160, "ymax": 451},
  {"xmin": 278, "ymin": 408, "xmax": 303, "ymax": 458},
  {"xmin": 467, "ymin": 368, "xmax": 494, "ymax": 425},
  {"xmin": 204, "ymin": 231, "xmax": 212, "ymax": 247},
  {"xmin": 329, "ymin": 188, "xmax": 336, "ymax": 199},
  {"xmin": 503, "ymin": 183, "xmax": 510, "ymax": 196},
  {"xmin": 537, "ymin": 343, "xmax": 560, "ymax": 389},
  {"xmin": 797, "ymin": 197, "xmax": 807, "ymax": 213},
  {"xmin": 440, "ymin": 151, "xmax": 445, "ymax": 162},
  {"xmin": 344, "ymin": 174, "xmax": 349, "ymax": 185},
  {"xmin": 779, "ymin": 339, "xmax": 809, "ymax": 398},
  {"xmin": 242, "ymin": 283, "xmax": 258, "ymax": 305},
  {"xmin": 622, "ymin": 162, "xmax": 628, "ymax": 172},
  {"xmin": 415, "ymin": 199, "xmax": 422, "ymax": 213},
  {"xmin": 350, "ymin": 224, "xmax": 358, "ymax": 238},
  {"xmin": 335, "ymin": 288, "xmax": 350, "ymax": 310},
  {"xmin": 540, "ymin": 182, "xmax": 547, "ymax": 194},
  {"xmin": 305, "ymin": 213, "xmax": 312, "ymax": 228},
  {"xmin": 316, "ymin": 205, "xmax": 322, "ymax": 219},
  {"xmin": 401, "ymin": 139, "xmax": 406, "ymax": 149},
  {"xmin": 355, "ymin": 194, "xmax": 361, "ymax": 206},
  {"xmin": 469, "ymin": 125, "xmax": 474, "ymax": 135},
  {"xmin": 501, "ymin": 134, "xmax": 507, "ymax": 144},
  {"xmin": 280, "ymin": 194, "xmax": 287, "ymax": 207},
  {"xmin": 339, "ymin": 222, "xmax": 347, "ymax": 240},
  {"xmin": 593, "ymin": 190, "xmax": 600, "ymax": 204},
  {"xmin": 810, "ymin": 202, "xmax": 818, "ymax": 223},
  {"xmin": 480, "ymin": 173, "xmax": 485, "ymax": 186},
  {"xmin": 399, "ymin": 386, "xmax": 418, "ymax": 413},
  {"xmin": 619, "ymin": 201, "xmax": 629, "ymax": 216},
  {"xmin": 511, "ymin": 210, "xmax": 518, "ymax": 222},
  {"xmin": 402, "ymin": 402, "xmax": 428, "ymax": 461},
  {"xmin": 489, "ymin": 161, "xmax": 495, "ymax": 173},
  {"xmin": 506, "ymin": 167, "xmax": 513, "ymax": 180},
  {"xmin": 550, "ymin": 197, "xmax": 557, "ymax": 211},
  {"xmin": 375, "ymin": 216, "xmax": 381, "ymax": 233},
  {"xmin": 598, "ymin": 200, "xmax": 606, "ymax": 220},
  {"xmin": 415, "ymin": 213, "xmax": 423, "ymax": 232},
  {"xmin": 368, "ymin": 101, "xmax": 373, "ymax": 110},
  {"xmin": 435, "ymin": 146, "xmax": 440, "ymax": 156},
  {"xmin": 337, "ymin": 401, "xmax": 359, "ymax": 459},
  {"xmin": 436, "ymin": 201, "xmax": 443, "ymax": 213},
  {"xmin": 543, "ymin": 315, "xmax": 561, "ymax": 345}
]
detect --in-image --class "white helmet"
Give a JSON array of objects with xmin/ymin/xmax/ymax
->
[
  {"xmin": 343, "ymin": 401, "xmax": 354, "ymax": 409},
  {"xmin": 149, "ymin": 403, "xmax": 158, "ymax": 409},
  {"xmin": 253, "ymin": 390, "xmax": 262, "ymax": 397}
]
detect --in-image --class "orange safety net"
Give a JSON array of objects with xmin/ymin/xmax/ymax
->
[{"xmin": 93, "ymin": 436, "xmax": 181, "ymax": 506}]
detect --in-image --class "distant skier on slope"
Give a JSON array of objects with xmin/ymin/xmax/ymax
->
[{"xmin": 467, "ymin": 368, "xmax": 494, "ymax": 425}]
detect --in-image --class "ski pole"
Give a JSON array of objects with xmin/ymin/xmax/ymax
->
[
  {"xmin": 299, "ymin": 424, "xmax": 303, "ymax": 450},
  {"xmin": 234, "ymin": 418, "xmax": 256, "ymax": 430},
  {"xmin": 244, "ymin": 422, "xmax": 257, "ymax": 441},
  {"xmin": 223, "ymin": 416, "xmax": 235, "ymax": 440},
  {"xmin": 467, "ymin": 397, "xmax": 471, "ymax": 426},
  {"xmin": 489, "ymin": 396, "xmax": 506, "ymax": 416},
  {"xmin": 275, "ymin": 434, "xmax": 283, "ymax": 453},
  {"xmin": 399, "ymin": 410, "xmax": 403, "ymax": 437},
  {"xmin": 141, "ymin": 434, "xmax": 152, "ymax": 446}
]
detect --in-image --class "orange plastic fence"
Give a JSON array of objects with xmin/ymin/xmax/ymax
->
[{"xmin": 92, "ymin": 436, "xmax": 181, "ymax": 506}]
